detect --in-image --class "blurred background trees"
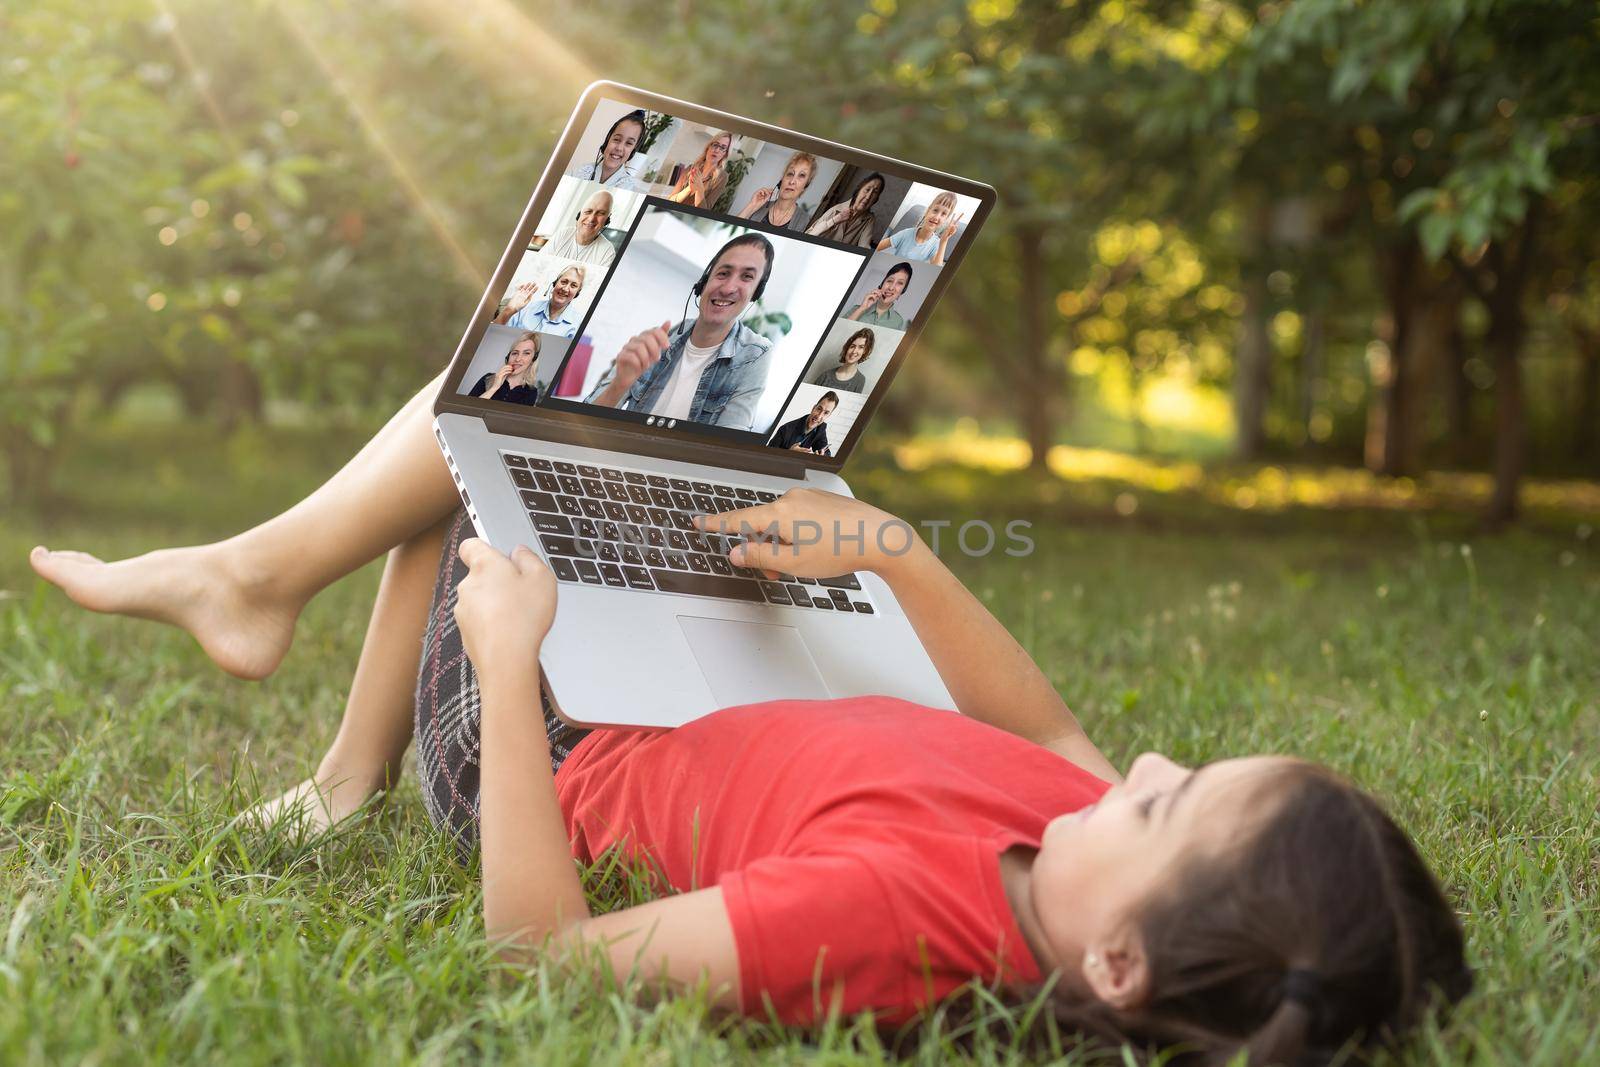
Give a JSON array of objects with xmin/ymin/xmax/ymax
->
[{"xmin": 4, "ymin": 0, "xmax": 1597, "ymax": 522}]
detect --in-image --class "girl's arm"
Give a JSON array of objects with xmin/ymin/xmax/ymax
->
[
  {"xmin": 697, "ymin": 492, "xmax": 1121, "ymax": 782},
  {"xmin": 454, "ymin": 538, "xmax": 743, "ymax": 998},
  {"xmin": 876, "ymin": 542, "xmax": 1119, "ymax": 781}
]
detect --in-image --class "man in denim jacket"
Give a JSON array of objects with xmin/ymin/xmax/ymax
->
[{"xmin": 585, "ymin": 235, "xmax": 775, "ymax": 431}]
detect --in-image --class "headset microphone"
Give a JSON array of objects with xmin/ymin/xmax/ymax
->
[
  {"xmin": 591, "ymin": 108, "xmax": 650, "ymax": 182},
  {"xmin": 678, "ymin": 233, "xmax": 776, "ymax": 332},
  {"xmin": 691, "ymin": 234, "xmax": 774, "ymax": 299}
]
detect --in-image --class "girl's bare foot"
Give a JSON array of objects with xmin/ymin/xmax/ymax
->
[
  {"xmin": 242, "ymin": 772, "xmax": 386, "ymax": 836},
  {"xmin": 28, "ymin": 542, "xmax": 300, "ymax": 680}
]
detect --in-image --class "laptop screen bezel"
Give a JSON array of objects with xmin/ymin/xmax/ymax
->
[{"xmin": 432, "ymin": 80, "xmax": 995, "ymax": 473}]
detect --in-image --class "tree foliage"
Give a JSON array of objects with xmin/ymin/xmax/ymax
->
[{"xmin": 5, "ymin": 0, "xmax": 1597, "ymax": 517}]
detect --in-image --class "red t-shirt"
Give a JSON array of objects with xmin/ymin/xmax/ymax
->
[{"xmin": 555, "ymin": 696, "xmax": 1111, "ymax": 1024}]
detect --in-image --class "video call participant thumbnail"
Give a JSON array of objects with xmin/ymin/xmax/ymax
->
[
  {"xmin": 568, "ymin": 108, "xmax": 648, "ymax": 190},
  {"xmin": 805, "ymin": 171, "xmax": 885, "ymax": 248},
  {"xmin": 584, "ymin": 233, "xmax": 776, "ymax": 430},
  {"xmin": 538, "ymin": 189, "xmax": 617, "ymax": 267},
  {"xmin": 875, "ymin": 190, "xmax": 962, "ymax": 265},
  {"xmin": 494, "ymin": 263, "xmax": 587, "ymax": 339},
  {"xmin": 769, "ymin": 390, "xmax": 838, "ymax": 455},
  {"xmin": 844, "ymin": 260, "xmax": 914, "ymax": 331},
  {"xmin": 468, "ymin": 331, "xmax": 542, "ymax": 406},
  {"xmin": 665, "ymin": 129, "xmax": 733, "ymax": 210},
  {"xmin": 736, "ymin": 150, "xmax": 817, "ymax": 232},
  {"xmin": 807, "ymin": 327, "xmax": 874, "ymax": 394}
]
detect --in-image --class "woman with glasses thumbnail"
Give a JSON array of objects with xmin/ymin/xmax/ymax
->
[{"xmin": 666, "ymin": 130, "xmax": 733, "ymax": 210}]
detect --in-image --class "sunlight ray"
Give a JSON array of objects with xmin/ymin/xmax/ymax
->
[
  {"xmin": 269, "ymin": 3, "xmax": 488, "ymax": 290},
  {"xmin": 151, "ymin": 0, "xmax": 241, "ymax": 157},
  {"xmin": 404, "ymin": 0, "xmax": 599, "ymax": 101}
]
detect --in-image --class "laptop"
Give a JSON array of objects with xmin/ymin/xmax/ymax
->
[{"xmin": 433, "ymin": 81, "xmax": 994, "ymax": 729}]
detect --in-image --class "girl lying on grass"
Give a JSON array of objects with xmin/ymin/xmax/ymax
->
[{"xmin": 29, "ymin": 373, "xmax": 1471, "ymax": 1064}]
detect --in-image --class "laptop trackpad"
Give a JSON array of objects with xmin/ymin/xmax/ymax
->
[{"xmin": 677, "ymin": 615, "xmax": 831, "ymax": 705}]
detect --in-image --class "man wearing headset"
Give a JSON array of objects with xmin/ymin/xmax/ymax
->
[
  {"xmin": 538, "ymin": 188, "xmax": 617, "ymax": 267},
  {"xmin": 769, "ymin": 390, "xmax": 838, "ymax": 455},
  {"xmin": 584, "ymin": 233, "xmax": 775, "ymax": 430}
]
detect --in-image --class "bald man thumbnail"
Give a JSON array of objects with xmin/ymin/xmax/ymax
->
[{"xmin": 540, "ymin": 188, "xmax": 618, "ymax": 267}]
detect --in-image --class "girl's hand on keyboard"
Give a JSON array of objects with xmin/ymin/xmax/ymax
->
[{"xmin": 693, "ymin": 488, "xmax": 923, "ymax": 581}]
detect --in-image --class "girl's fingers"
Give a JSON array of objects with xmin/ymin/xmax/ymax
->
[
  {"xmin": 695, "ymin": 502, "xmax": 779, "ymax": 536},
  {"xmin": 458, "ymin": 537, "xmax": 504, "ymax": 570},
  {"xmin": 727, "ymin": 538, "xmax": 789, "ymax": 574}
]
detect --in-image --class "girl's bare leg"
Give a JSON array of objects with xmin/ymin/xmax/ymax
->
[
  {"xmin": 251, "ymin": 512, "xmax": 454, "ymax": 830},
  {"xmin": 28, "ymin": 371, "xmax": 459, "ymax": 680}
]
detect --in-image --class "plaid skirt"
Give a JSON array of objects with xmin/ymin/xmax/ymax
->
[{"xmin": 413, "ymin": 509, "xmax": 592, "ymax": 861}]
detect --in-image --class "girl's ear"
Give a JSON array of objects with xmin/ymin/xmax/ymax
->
[{"xmin": 1083, "ymin": 924, "xmax": 1151, "ymax": 1011}]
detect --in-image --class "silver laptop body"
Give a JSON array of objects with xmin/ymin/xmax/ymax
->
[{"xmin": 434, "ymin": 81, "xmax": 994, "ymax": 729}]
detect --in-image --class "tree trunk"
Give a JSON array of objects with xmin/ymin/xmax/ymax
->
[
  {"xmin": 874, "ymin": 388, "xmax": 916, "ymax": 437},
  {"xmin": 1444, "ymin": 319, "xmax": 1473, "ymax": 462},
  {"xmin": 1022, "ymin": 390, "xmax": 1056, "ymax": 472},
  {"xmin": 1015, "ymin": 224, "xmax": 1056, "ymax": 472},
  {"xmin": 173, "ymin": 370, "xmax": 212, "ymax": 418},
  {"xmin": 1234, "ymin": 199, "xmax": 1273, "ymax": 459},
  {"xmin": 1300, "ymin": 309, "xmax": 1324, "ymax": 440},
  {"xmin": 216, "ymin": 357, "xmax": 265, "ymax": 432},
  {"xmin": 1486, "ymin": 314, "xmax": 1526, "ymax": 525},
  {"xmin": 1481, "ymin": 205, "xmax": 1542, "ymax": 526},
  {"xmin": 1408, "ymin": 274, "xmax": 1463, "ymax": 469},
  {"xmin": 1366, "ymin": 238, "xmax": 1418, "ymax": 476}
]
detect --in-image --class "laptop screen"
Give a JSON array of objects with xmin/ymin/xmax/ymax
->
[{"xmin": 451, "ymin": 94, "xmax": 982, "ymax": 461}]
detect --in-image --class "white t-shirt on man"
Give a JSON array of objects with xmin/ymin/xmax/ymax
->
[{"xmin": 652, "ymin": 339, "xmax": 720, "ymax": 421}]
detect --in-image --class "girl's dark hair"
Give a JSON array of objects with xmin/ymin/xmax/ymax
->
[
  {"xmin": 1053, "ymin": 762, "xmax": 1471, "ymax": 1066},
  {"xmin": 592, "ymin": 110, "xmax": 647, "ymax": 171}
]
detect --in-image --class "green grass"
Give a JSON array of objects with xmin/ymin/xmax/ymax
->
[{"xmin": 2, "ymin": 418, "xmax": 1597, "ymax": 1065}]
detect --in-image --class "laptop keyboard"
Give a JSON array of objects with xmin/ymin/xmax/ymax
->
[{"xmin": 500, "ymin": 451, "xmax": 875, "ymax": 614}]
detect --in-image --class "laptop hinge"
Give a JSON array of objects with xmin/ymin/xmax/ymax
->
[{"xmin": 481, "ymin": 413, "xmax": 813, "ymax": 480}]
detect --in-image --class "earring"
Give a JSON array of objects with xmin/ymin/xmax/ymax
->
[{"xmin": 1085, "ymin": 952, "xmax": 1101, "ymax": 969}]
